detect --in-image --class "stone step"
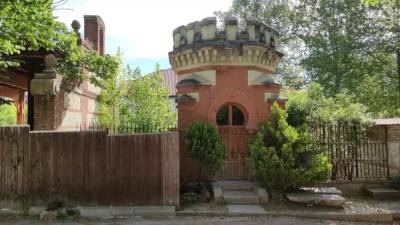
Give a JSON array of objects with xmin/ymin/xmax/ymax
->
[
  {"xmin": 223, "ymin": 190, "xmax": 260, "ymax": 204},
  {"xmin": 213, "ymin": 180, "xmax": 258, "ymax": 191},
  {"xmin": 366, "ymin": 187, "xmax": 400, "ymax": 200}
]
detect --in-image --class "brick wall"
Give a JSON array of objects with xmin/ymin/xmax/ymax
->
[
  {"xmin": 177, "ymin": 65, "xmax": 282, "ymax": 180},
  {"xmin": 177, "ymin": 65, "xmax": 280, "ymax": 131}
]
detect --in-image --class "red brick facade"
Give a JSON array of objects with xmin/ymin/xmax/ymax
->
[
  {"xmin": 169, "ymin": 17, "xmax": 284, "ymax": 180},
  {"xmin": 177, "ymin": 65, "xmax": 281, "ymax": 131}
]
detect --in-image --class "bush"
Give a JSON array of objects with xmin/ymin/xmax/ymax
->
[
  {"xmin": 183, "ymin": 121, "xmax": 226, "ymax": 183},
  {"xmin": 250, "ymin": 102, "xmax": 331, "ymax": 192},
  {"xmin": 286, "ymin": 83, "xmax": 370, "ymax": 125}
]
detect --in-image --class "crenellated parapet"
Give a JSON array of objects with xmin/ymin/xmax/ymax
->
[{"xmin": 169, "ymin": 17, "xmax": 283, "ymax": 73}]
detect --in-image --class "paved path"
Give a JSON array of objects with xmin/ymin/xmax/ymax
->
[{"xmin": 0, "ymin": 216, "xmax": 396, "ymax": 225}]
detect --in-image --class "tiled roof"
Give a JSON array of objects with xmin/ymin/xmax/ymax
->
[{"xmin": 160, "ymin": 68, "xmax": 177, "ymax": 96}]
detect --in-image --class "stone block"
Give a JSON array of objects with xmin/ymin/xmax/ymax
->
[
  {"xmin": 227, "ymin": 204, "xmax": 266, "ymax": 215},
  {"xmin": 28, "ymin": 206, "xmax": 46, "ymax": 216},
  {"xmin": 286, "ymin": 192, "xmax": 346, "ymax": 207},
  {"xmin": 77, "ymin": 206, "xmax": 113, "ymax": 218},
  {"xmin": 255, "ymin": 187, "xmax": 269, "ymax": 203}
]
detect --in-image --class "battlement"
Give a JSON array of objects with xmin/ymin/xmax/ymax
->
[{"xmin": 172, "ymin": 17, "xmax": 279, "ymax": 51}]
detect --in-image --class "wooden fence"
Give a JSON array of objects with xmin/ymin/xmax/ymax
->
[
  {"xmin": 0, "ymin": 126, "xmax": 179, "ymax": 209},
  {"xmin": 309, "ymin": 120, "xmax": 389, "ymax": 181}
]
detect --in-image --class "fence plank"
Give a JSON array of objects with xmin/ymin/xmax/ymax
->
[{"xmin": 1, "ymin": 128, "xmax": 179, "ymax": 208}]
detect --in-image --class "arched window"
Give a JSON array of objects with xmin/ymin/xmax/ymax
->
[{"xmin": 216, "ymin": 103, "xmax": 245, "ymax": 126}]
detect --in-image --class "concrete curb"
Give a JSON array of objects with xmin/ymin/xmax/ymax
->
[
  {"xmin": 176, "ymin": 210, "xmax": 396, "ymax": 223},
  {"xmin": 77, "ymin": 206, "xmax": 176, "ymax": 218},
  {"xmin": 265, "ymin": 211, "xmax": 394, "ymax": 223},
  {"xmin": 28, "ymin": 206, "xmax": 176, "ymax": 218}
]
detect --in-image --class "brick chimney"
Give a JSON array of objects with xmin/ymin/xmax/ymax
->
[{"xmin": 84, "ymin": 15, "xmax": 105, "ymax": 55}]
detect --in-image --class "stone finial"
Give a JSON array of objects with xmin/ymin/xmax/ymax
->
[
  {"xmin": 45, "ymin": 54, "xmax": 57, "ymax": 71},
  {"xmin": 71, "ymin": 20, "xmax": 81, "ymax": 33},
  {"xmin": 71, "ymin": 20, "xmax": 82, "ymax": 45}
]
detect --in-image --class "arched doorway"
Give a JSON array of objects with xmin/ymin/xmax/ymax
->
[{"xmin": 216, "ymin": 103, "xmax": 251, "ymax": 179}]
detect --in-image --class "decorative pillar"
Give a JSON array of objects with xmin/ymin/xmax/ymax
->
[{"xmin": 30, "ymin": 54, "xmax": 62, "ymax": 130}]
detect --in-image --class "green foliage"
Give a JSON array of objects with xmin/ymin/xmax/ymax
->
[
  {"xmin": 221, "ymin": 0, "xmax": 306, "ymax": 90},
  {"xmin": 250, "ymin": 102, "xmax": 331, "ymax": 191},
  {"xmin": 119, "ymin": 64, "xmax": 176, "ymax": 128},
  {"xmin": 0, "ymin": 0, "xmax": 119, "ymax": 89},
  {"xmin": 0, "ymin": 0, "xmax": 57, "ymax": 68},
  {"xmin": 98, "ymin": 49, "xmax": 124, "ymax": 125},
  {"xmin": 224, "ymin": 0, "xmax": 398, "ymax": 117},
  {"xmin": 0, "ymin": 103, "xmax": 17, "ymax": 125},
  {"xmin": 98, "ymin": 57, "xmax": 177, "ymax": 129},
  {"xmin": 183, "ymin": 122, "xmax": 227, "ymax": 181},
  {"xmin": 286, "ymin": 83, "xmax": 370, "ymax": 124}
]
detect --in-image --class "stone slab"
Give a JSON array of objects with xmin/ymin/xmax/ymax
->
[
  {"xmin": 28, "ymin": 206, "xmax": 46, "ymax": 216},
  {"xmin": 255, "ymin": 187, "xmax": 269, "ymax": 203},
  {"xmin": 227, "ymin": 204, "xmax": 266, "ymax": 215},
  {"xmin": 78, "ymin": 206, "xmax": 176, "ymax": 218},
  {"xmin": 286, "ymin": 193, "xmax": 346, "ymax": 207},
  {"xmin": 300, "ymin": 187, "xmax": 342, "ymax": 195},
  {"xmin": 366, "ymin": 187, "xmax": 400, "ymax": 200},
  {"xmin": 213, "ymin": 180, "xmax": 258, "ymax": 191},
  {"xmin": 224, "ymin": 190, "xmax": 259, "ymax": 204}
]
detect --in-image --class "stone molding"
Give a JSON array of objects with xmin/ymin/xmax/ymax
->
[
  {"xmin": 30, "ymin": 54, "xmax": 62, "ymax": 96},
  {"xmin": 169, "ymin": 45, "xmax": 281, "ymax": 73},
  {"xmin": 248, "ymin": 70, "xmax": 280, "ymax": 86},
  {"xmin": 178, "ymin": 70, "xmax": 216, "ymax": 86},
  {"xmin": 172, "ymin": 17, "xmax": 279, "ymax": 50}
]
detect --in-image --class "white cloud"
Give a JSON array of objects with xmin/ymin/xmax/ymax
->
[{"xmin": 54, "ymin": 0, "xmax": 232, "ymax": 59}]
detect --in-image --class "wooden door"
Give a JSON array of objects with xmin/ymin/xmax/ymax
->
[{"xmin": 216, "ymin": 103, "xmax": 251, "ymax": 179}]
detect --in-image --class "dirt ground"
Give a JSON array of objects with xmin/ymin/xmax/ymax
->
[{"xmin": 0, "ymin": 216, "xmax": 398, "ymax": 225}]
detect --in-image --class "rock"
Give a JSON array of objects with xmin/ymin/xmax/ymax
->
[
  {"xmin": 286, "ymin": 192, "xmax": 346, "ymax": 207},
  {"xmin": 66, "ymin": 207, "xmax": 80, "ymax": 217},
  {"xmin": 39, "ymin": 210, "xmax": 58, "ymax": 222},
  {"xmin": 47, "ymin": 200, "xmax": 64, "ymax": 210},
  {"xmin": 200, "ymin": 187, "xmax": 212, "ymax": 202},
  {"xmin": 300, "ymin": 187, "xmax": 342, "ymax": 195}
]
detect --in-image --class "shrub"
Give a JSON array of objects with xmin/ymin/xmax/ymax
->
[
  {"xmin": 250, "ymin": 102, "xmax": 331, "ymax": 192},
  {"xmin": 286, "ymin": 83, "xmax": 370, "ymax": 125},
  {"xmin": 183, "ymin": 121, "xmax": 226, "ymax": 183}
]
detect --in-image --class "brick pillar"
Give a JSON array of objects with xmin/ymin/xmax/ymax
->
[
  {"xmin": 30, "ymin": 54, "xmax": 62, "ymax": 131},
  {"xmin": 84, "ymin": 15, "xmax": 105, "ymax": 55},
  {"xmin": 33, "ymin": 95, "xmax": 56, "ymax": 130}
]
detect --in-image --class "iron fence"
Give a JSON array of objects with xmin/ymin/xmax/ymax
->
[
  {"xmin": 308, "ymin": 120, "xmax": 389, "ymax": 181},
  {"xmin": 78, "ymin": 122, "xmax": 177, "ymax": 134}
]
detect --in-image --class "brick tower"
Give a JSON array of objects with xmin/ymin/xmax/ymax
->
[{"xmin": 169, "ymin": 17, "xmax": 284, "ymax": 180}]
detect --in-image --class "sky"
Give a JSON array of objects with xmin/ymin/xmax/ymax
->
[{"xmin": 54, "ymin": 0, "xmax": 232, "ymax": 74}]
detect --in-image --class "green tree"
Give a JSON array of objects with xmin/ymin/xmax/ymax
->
[
  {"xmin": 294, "ymin": 0, "xmax": 395, "ymax": 95},
  {"xmin": 0, "ymin": 0, "xmax": 59, "ymax": 69},
  {"xmin": 120, "ymin": 64, "xmax": 176, "ymax": 128},
  {"xmin": 225, "ymin": 0, "xmax": 398, "ymax": 117},
  {"xmin": 183, "ymin": 122, "xmax": 226, "ymax": 183},
  {"xmin": 0, "ymin": 103, "xmax": 17, "ymax": 125},
  {"xmin": 98, "ymin": 49, "xmax": 124, "ymax": 125},
  {"xmin": 250, "ymin": 102, "xmax": 331, "ymax": 191},
  {"xmin": 219, "ymin": 0, "xmax": 307, "ymax": 90},
  {"xmin": 286, "ymin": 83, "xmax": 370, "ymax": 124}
]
